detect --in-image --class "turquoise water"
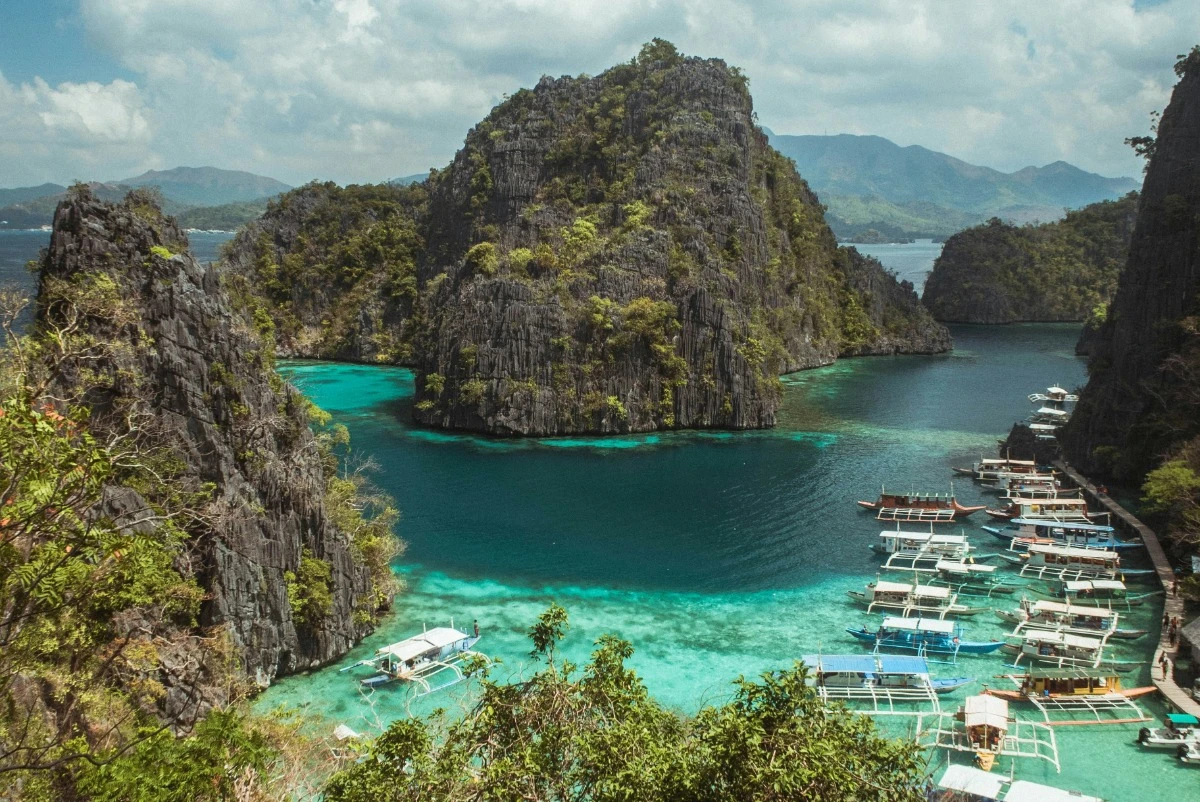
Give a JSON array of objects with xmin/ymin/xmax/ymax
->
[{"xmin": 258, "ymin": 324, "xmax": 1179, "ymax": 801}]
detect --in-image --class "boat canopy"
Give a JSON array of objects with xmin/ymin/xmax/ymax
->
[
  {"xmin": 802, "ymin": 655, "xmax": 877, "ymax": 674},
  {"xmin": 1029, "ymin": 543, "xmax": 1119, "ymax": 561},
  {"xmin": 1025, "ymin": 667, "xmax": 1119, "ymax": 680},
  {"xmin": 912, "ymin": 585, "xmax": 952, "ymax": 600},
  {"xmin": 1034, "ymin": 407, "xmax": 1069, "ymax": 417},
  {"xmin": 964, "ymin": 694, "xmax": 1009, "ymax": 731},
  {"xmin": 1064, "ymin": 579, "xmax": 1126, "ymax": 593},
  {"xmin": 979, "ymin": 458, "xmax": 1037, "ymax": 467},
  {"xmin": 936, "ymin": 560, "xmax": 996, "ymax": 575},
  {"xmin": 1005, "ymin": 780, "xmax": 1101, "ymax": 802},
  {"xmin": 376, "ymin": 627, "xmax": 468, "ymax": 662},
  {"xmin": 1031, "ymin": 601, "xmax": 1115, "ymax": 619},
  {"xmin": 930, "ymin": 534, "xmax": 968, "ymax": 545},
  {"xmin": 1011, "ymin": 518, "xmax": 1114, "ymax": 533},
  {"xmin": 874, "ymin": 580, "xmax": 912, "ymax": 594},
  {"xmin": 1011, "ymin": 497, "xmax": 1088, "ymax": 507},
  {"xmin": 937, "ymin": 765, "xmax": 1005, "ymax": 798},
  {"xmin": 882, "ymin": 616, "xmax": 956, "ymax": 634},
  {"xmin": 1168, "ymin": 713, "xmax": 1200, "ymax": 726},
  {"xmin": 878, "ymin": 530, "xmax": 930, "ymax": 542},
  {"xmin": 1021, "ymin": 630, "xmax": 1103, "ymax": 650},
  {"xmin": 1029, "ymin": 423, "xmax": 1059, "ymax": 432}
]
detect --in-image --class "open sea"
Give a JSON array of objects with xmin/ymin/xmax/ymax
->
[{"xmin": 1, "ymin": 232, "xmax": 1179, "ymax": 799}]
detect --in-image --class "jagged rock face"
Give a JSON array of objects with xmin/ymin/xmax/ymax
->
[
  {"xmin": 921, "ymin": 195, "xmax": 1137, "ymax": 324},
  {"xmin": 37, "ymin": 195, "xmax": 372, "ymax": 685},
  {"xmin": 411, "ymin": 50, "xmax": 949, "ymax": 435},
  {"xmin": 1062, "ymin": 56, "xmax": 1200, "ymax": 479}
]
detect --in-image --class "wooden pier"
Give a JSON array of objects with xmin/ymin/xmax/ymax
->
[{"xmin": 1053, "ymin": 460, "xmax": 1200, "ymax": 717}]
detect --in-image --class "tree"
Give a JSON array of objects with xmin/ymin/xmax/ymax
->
[{"xmin": 324, "ymin": 606, "xmax": 925, "ymax": 802}]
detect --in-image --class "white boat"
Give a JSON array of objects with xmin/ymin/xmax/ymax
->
[
  {"xmin": 1138, "ymin": 714, "xmax": 1200, "ymax": 748},
  {"xmin": 1028, "ymin": 386, "xmax": 1078, "ymax": 405},
  {"xmin": 985, "ymin": 497, "xmax": 1095, "ymax": 524},
  {"xmin": 919, "ymin": 695, "xmax": 1059, "ymax": 772},
  {"xmin": 996, "ymin": 599, "xmax": 1124, "ymax": 639},
  {"xmin": 340, "ymin": 626, "xmax": 486, "ymax": 694},
  {"xmin": 873, "ymin": 527, "xmax": 980, "ymax": 571},
  {"xmin": 801, "ymin": 653, "xmax": 971, "ymax": 716},
  {"xmin": 847, "ymin": 579, "xmax": 985, "ymax": 618},
  {"xmin": 999, "ymin": 543, "xmax": 1125, "ymax": 582},
  {"xmin": 1179, "ymin": 740, "xmax": 1200, "ymax": 764},
  {"xmin": 954, "ymin": 458, "xmax": 1042, "ymax": 481},
  {"xmin": 936, "ymin": 765, "xmax": 1099, "ymax": 800},
  {"xmin": 1002, "ymin": 629, "xmax": 1136, "ymax": 672}
]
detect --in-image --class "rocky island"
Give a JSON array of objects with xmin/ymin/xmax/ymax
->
[
  {"xmin": 920, "ymin": 193, "xmax": 1138, "ymax": 324},
  {"xmin": 226, "ymin": 41, "xmax": 949, "ymax": 436}
]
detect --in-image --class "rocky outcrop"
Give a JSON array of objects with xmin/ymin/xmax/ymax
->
[
  {"xmin": 921, "ymin": 194, "xmax": 1137, "ymax": 324},
  {"xmin": 409, "ymin": 43, "xmax": 948, "ymax": 435},
  {"xmin": 36, "ymin": 191, "xmax": 374, "ymax": 685},
  {"xmin": 1061, "ymin": 50, "xmax": 1200, "ymax": 480}
]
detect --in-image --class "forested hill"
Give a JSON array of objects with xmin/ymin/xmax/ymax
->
[
  {"xmin": 920, "ymin": 192, "xmax": 1137, "ymax": 323},
  {"xmin": 1064, "ymin": 47, "xmax": 1200, "ymax": 508},
  {"xmin": 226, "ymin": 40, "xmax": 950, "ymax": 436}
]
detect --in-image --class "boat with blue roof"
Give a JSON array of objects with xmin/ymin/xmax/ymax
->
[{"xmin": 846, "ymin": 616, "xmax": 1004, "ymax": 656}]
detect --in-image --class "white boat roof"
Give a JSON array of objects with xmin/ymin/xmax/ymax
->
[
  {"xmin": 882, "ymin": 616, "xmax": 956, "ymax": 634},
  {"xmin": 1006, "ymin": 780, "xmax": 1101, "ymax": 802},
  {"xmin": 930, "ymin": 534, "xmax": 968, "ymax": 545},
  {"xmin": 1032, "ymin": 600, "xmax": 1115, "ymax": 619},
  {"xmin": 1028, "ymin": 543, "xmax": 1119, "ymax": 561},
  {"xmin": 376, "ymin": 627, "xmax": 467, "ymax": 662},
  {"xmin": 1020, "ymin": 629, "xmax": 1103, "ymax": 649},
  {"xmin": 1012, "ymin": 497, "xmax": 1088, "ymax": 507},
  {"xmin": 913, "ymin": 584, "xmax": 952, "ymax": 599},
  {"xmin": 879, "ymin": 530, "xmax": 931, "ymax": 541},
  {"xmin": 1035, "ymin": 407, "xmax": 1069, "ymax": 417},
  {"xmin": 1047, "ymin": 386, "xmax": 1068, "ymax": 395},
  {"xmin": 874, "ymin": 580, "xmax": 913, "ymax": 593},
  {"xmin": 1029, "ymin": 423, "xmax": 1060, "ymax": 431},
  {"xmin": 936, "ymin": 560, "xmax": 997, "ymax": 575},
  {"xmin": 937, "ymin": 765, "xmax": 1005, "ymax": 798},
  {"xmin": 1090, "ymin": 579, "xmax": 1126, "ymax": 591},
  {"xmin": 979, "ymin": 458, "xmax": 1037, "ymax": 466},
  {"xmin": 1012, "ymin": 518, "xmax": 1114, "ymax": 533},
  {"xmin": 964, "ymin": 694, "xmax": 1009, "ymax": 730}
]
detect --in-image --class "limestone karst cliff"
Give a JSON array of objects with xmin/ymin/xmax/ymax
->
[
  {"xmin": 921, "ymin": 194, "xmax": 1137, "ymax": 324},
  {"xmin": 1062, "ymin": 49, "xmax": 1200, "ymax": 481},
  {"xmin": 35, "ymin": 190, "xmax": 388, "ymax": 688},
  {"xmin": 227, "ymin": 42, "xmax": 949, "ymax": 436}
]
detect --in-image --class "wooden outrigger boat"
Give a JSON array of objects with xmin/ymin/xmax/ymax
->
[
  {"xmin": 1029, "ymin": 578, "xmax": 1156, "ymax": 609},
  {"xmin": 340, "ymin": 626, "xmax": 486, "ymax": 693},
  {"xmin": 848, "ymin": 579, "xmax": 986, "ymax": 618},
  {"xmin": 953, "ymin": 457, "xmax": 1043, "ymax": 481},
  {"xmin": 1029, "ymin": 386, "xmax": 1078, "ymax": 405},
  {"xmin": 934, "ymin": 766, "xmax": 1099, "ymax": 800},
  {"xmin": 872, "ymin": 527, "xmax": 988, "ymax": 571},
  {"xmin": 999, "ymin": 485, "xmax": 1080, "ymax": 502},
  {"xmin": 1138, "ymin": 714, "xmax": 1200, "ymax": 748},
  {"xmin": 985, "ymin": 518, "xmax": 1140, "ymax": 552},
  {"xmin": 998, "ymin": 543, "xmax": 1150, "ymax": 582},
  {"xmin": 984, "ymin": 497, "xmax": 1095, "ymax": 523},
  {"xmin": 987, "ymin": 668, "xmax": 1152, "ymax": 725},
  {"xmin": 846, "ymin": 616, "xmax": 1004, "ymax": 658},
  {"xmin": 801, "ymin": 654, "xmax": 971, "ymax": 716},
  {"xmin": 856, "ymin": 486, "xmax": 985, "ymax": 522},
  {"xmin": 918, "ymin": 694, "xmax": 1060, "ymax": 772},
  {"xmin": 930, "ymin": 560, "xmax": 1017, "ymax": 596},
  {"xmin": 1002, "ymin": 629, "xmax": 1139, "ymax": 672},
  {"xmin": 996, "ymin": 599, "xmax": 1147, "ymax": 640},
  {"xmin": 983, "ymin": 473, "xmax": 1061, "ymax": 493}
]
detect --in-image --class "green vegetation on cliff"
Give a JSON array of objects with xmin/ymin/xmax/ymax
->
[
  {"xmin": 921, "ymin": 192, "xmax": 1138, "ymax": 323},
  {"xmin": 1063, "ymin": 47, "xmax": 1200, "ymax": 570}
]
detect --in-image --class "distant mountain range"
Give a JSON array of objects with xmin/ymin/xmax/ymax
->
[
  {"xmin": 766, "ymin": 133, "xmax": 1140, "ymax": 240},
  {"xmin": 0, "ymin": 167, "xmax": 291, "ymax": 230}
]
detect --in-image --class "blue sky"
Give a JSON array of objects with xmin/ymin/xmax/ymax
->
[{"xmin": 1, "ymin": 0, "xmax": 1197, "ymax": 188}]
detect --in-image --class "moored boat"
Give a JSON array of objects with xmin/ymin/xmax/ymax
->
[
  {"xmin": 987, "ymin": 667, "xmax": 1154, "ymax": 705},
  {"xmin": 848, "ymin": 579, "xmax": 985, "ymax": 618},
  {"xmin": 935, "ymin": 766, "xmax": 1097, "ymax": 800},
  {"xmin": 1029, "ymin": 579, "xmax": 1152, "ymax": 609},
  {"xmin": 340, "ymin": 626, "xmax": 485, "ymax": 692},
  {"xmin": 1002, "ymin": 629, "xmax": 1138, "ymax": 672},
  {"xmin": 856, "ymin": 486, "xmax": 985, "ymax": 522},
  {"xmin": 1138, "ymin": 714, "xmax": 1200, "ymax": 748},
  {"xmin": 930, "ymin": 559, "xmax": 1016, "ymax": 596},
  {"xmin": 953, "ymin": 457, "xmax": 1043, "ymax": 481},
  {"xmin": 984, "ymin": 496, "xmax": 1094, "ymax": 523},
  {"xmin": 998, "ymin": 543, "xmax": 1146, "ymax": 582},
  {"xmin": 995, "ymin": 599, "xmax": 1145, "ymax": 639},
  {"xmin": 846, "ymin": 616, "xmax": 1004, "ymax": 655},
  {"xmin": 985, "ymin": 518, "xmax": 1141, "ymax": 552}
]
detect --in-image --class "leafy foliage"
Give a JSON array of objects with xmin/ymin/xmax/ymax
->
[{"xmin": 323, "ymin": 606, "xmax": 925, "ymax": 802}]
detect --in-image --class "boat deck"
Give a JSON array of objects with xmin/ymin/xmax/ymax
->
[
  {"xmin": 917, "ymin": 715, "xmax": 1061, "ymax": 772},
  {"xmin": 1054, "ymin": 460, "xmax": 1200, "ymax": 718},
  {"xmin": 877, "ymin": 507, "xmax": 956, "ymax": 523}
]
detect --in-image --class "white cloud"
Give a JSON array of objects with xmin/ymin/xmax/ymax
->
[{"xmin": 4, "ymin": 0, "xmax": 1198, "ymax": 186}]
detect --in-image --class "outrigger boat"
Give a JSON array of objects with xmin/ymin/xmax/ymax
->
[
  {"xmin": 953, "ymin": 457, "xmax": 1044, "ymax": 481},
  {"xmin": 1028, "ymin": 422, "xmax": 1061, "ymax": 441},
  {"xmin": 998, "ymin": 543, "xmax": 1150, "ymax": 582},
  {"xmin": 984, "ymin": 497, "xmax": 1095, "ymax": 523},
  {"xmin": 930, "ymin": 560, "xmax": 1017, "ymax": 596},
  {"xmin": 1002, "ymin": 629, "xmax": 1139, "ymax": 672},
  {"xmin": 934, "ymin": 766, "xmax": 1098, "ymax": 800},
  {"xmin": 1029, "ymin": 386, "xmax": 1078, "ymax": 406},
  {"xmin": 918, "ymin": 694, "xmax": 1060, "ymax": 772},
  {"xmin": 998, "ymin": 485, "xmax": 1080, "ymax": 502},
  {"xmin": 873, "ymin": 527, "xmax": 988, "ymax": 572},
  {"xmin": 1030, "ymin": 579, "xmax": 1155, "ymax": 609},
  {"xmin": 996, "ymin": 599, "xmax": 1147, "ymax": 640},
  {"xmin": 801, "ymin": 654, "xmax": 971, "ymax": 716},
  {"xmin": 846, "ymin": 616, "xmax": 1005, "ymax": 657},
  {"xmin": 984, "ymin": 518, "xmax": 1140, "ymax": 552},
  {"xmin": 340, "ymin": 626, "xmax": 486, "ymax": 693},
  {"xmin": 987, "ymin": 668, "xmax": 1152, "ymax": 725},
  {"xmin": 856, "ymin": 486, "xmax": 985, "ymax": 522},
  {"xmin": 1138, "ymin": 714, "xmax": 1200, "ymax": 748},
  {"xmin": 848, "ymin": 579, "xmax": 986, "ymax": 618}
]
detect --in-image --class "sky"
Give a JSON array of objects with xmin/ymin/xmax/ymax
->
[{"xmin": 0, "ymin": 0, "xmax": 1196, "ymax": 189}]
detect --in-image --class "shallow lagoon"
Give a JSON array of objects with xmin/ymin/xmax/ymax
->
[{"xmin": 261, "ymin": 323, "xmax": 1179, "ymax": 801}]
